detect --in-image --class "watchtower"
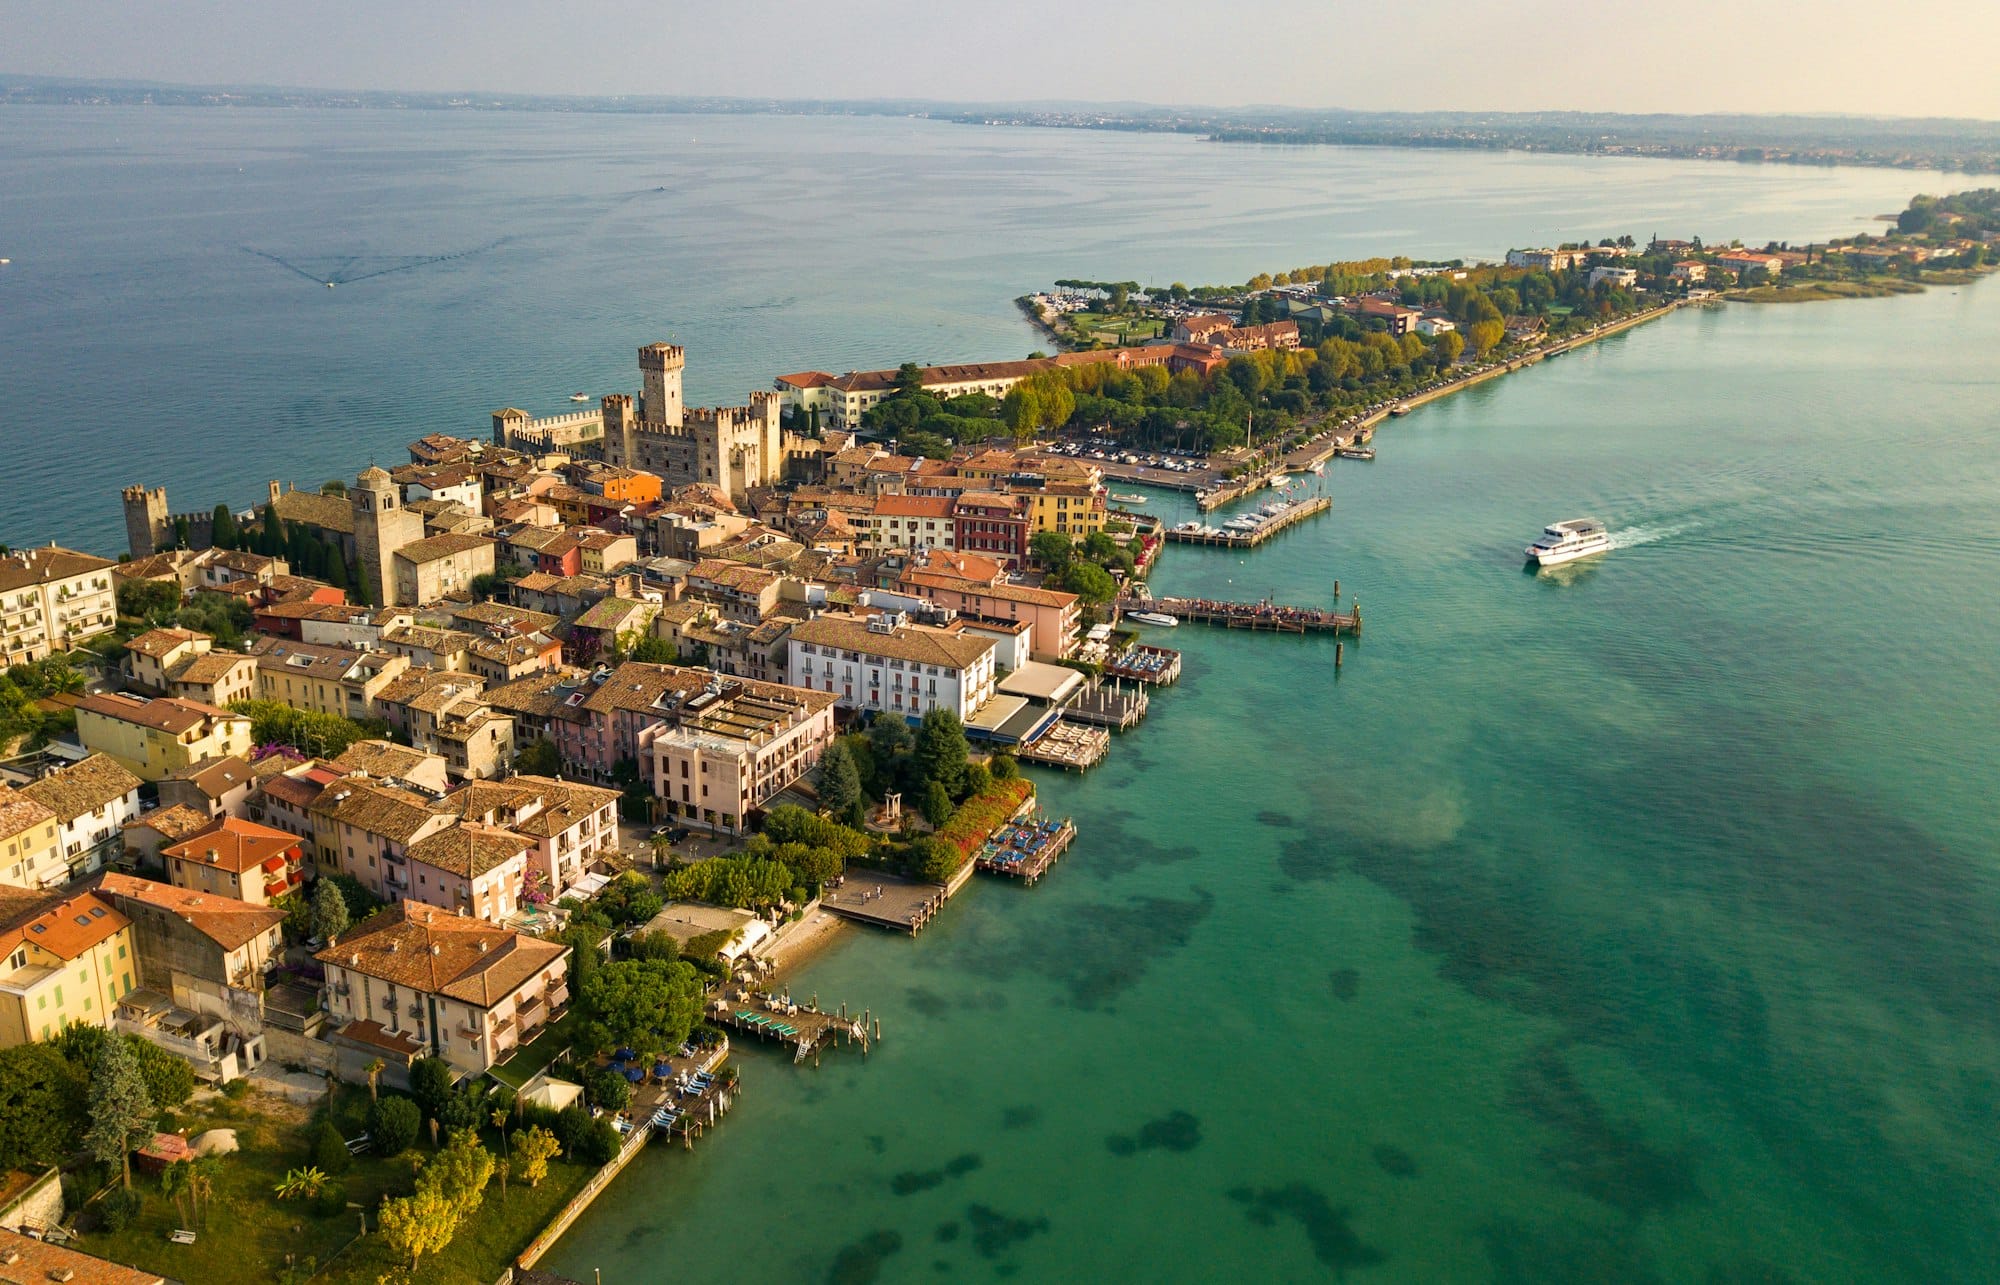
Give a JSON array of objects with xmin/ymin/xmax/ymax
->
[
  {"xmin": 122, "ymin": 484, "xmax": 171, "ymax": 559},
  {"xmin": 638, "ymin": 343, "xmax": 685, "ymax": 427}
]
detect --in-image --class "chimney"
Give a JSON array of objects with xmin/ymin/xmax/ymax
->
[{"xmin": 431, "ymin": 943, "xmax": 441, "ymax": 955}]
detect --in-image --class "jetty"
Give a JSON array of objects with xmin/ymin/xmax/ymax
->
[
  {"xmin": 975, "ymin": 814, "xmax": 1076, "ymax": 885},
  {"xmin": 1018, "ymin": 717, "xmax": 1110, "ymax": 771},
  {"xmin": 1150, "ymin": 595, "xmax": 1361, "ymax": 635},
  {"xmin": 708, "ymin": 986, "xmax": 874, "ymax": 1063},
  {"xmin": 1164, "ymin": 496, "xmax": 1329, "ymax": 548}
]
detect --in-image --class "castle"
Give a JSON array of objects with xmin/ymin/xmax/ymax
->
[
  {"xmin": 122, "ymin": 485, "xmax": 219, "ymax": 559},
  {"xmin": 492, "ymin": 344, "xmax": 791, "ymax": 501}
]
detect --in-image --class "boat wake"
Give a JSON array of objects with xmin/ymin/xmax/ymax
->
[
  {"xmin": 243, "ymin": 238, "xmax": 509, "ymax": 287},
  {"xmin": 1608, "ymin": 521, "xmax": 1697, "ymax": 550}
]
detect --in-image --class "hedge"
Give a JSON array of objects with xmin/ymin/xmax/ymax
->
[{"xmin": 937, "ymin": 778, "xmax": 1034, "ymax": 857}]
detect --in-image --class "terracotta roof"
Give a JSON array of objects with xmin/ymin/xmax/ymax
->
[
  {"xmin": 257, "ymin": 770, "xmax": 335, "ymax": 809},
  {"xmin": 407, "ymin": 822, "xmax": 532, "ymax": 878},
  {"xmin": 451, "ymin": 601, "xmax": 561, "ymax": 634},
  {"xmin": 0, "ymin": 545, "xmax": 115, "ymax": 592},
  {"xmin": 163, "ymin": 753, "xmax": 260, "ymax": 801},
  {"xmin": 93, "ymin": 871, "xmax": 287, "ymax": 952},
  {"xmin": 75, "ymin": 692, "xmax": 241, "ymax": 735},
  {"xmin": 0, "ymin": 785, "xmax": 58, "ymax": 842},
  {"xmin": 775, "ymin": 371, "xmax": 836, "ymax": 388},
  {"xmin": 481, "ymin": 669, "xmax": 586, "ymax": 722},
  {"xmin": 396, "ymin": 533, "xmax": 495, "ymax": 564},
  {"xmin": 0, "ymin": 1227, "xmax": 165, "ymax": 1284},
  {"xmin": 872, "ymin": 494, "xmax": 957, "ymax": 519},
  {"xmin": 116, "ymin": 551, "xmax": 193, "ymax": 581},
  {"xmin": 123, "ymin": 803, "xmax": 212, "ymax": 842},
  {"xmin": 0, "ymin": 890, "xmax": 130, "ymax": 962},
  {"xmin": 383, "ymin": 624, "xmax": 476, "ymax": 655},
  {"xmin": 376, "ymin": 668, "xmax": 486, "ymax": 716},
  {"xmin": 903, "ymin": 570, "xmax": 1078, "ymax": 609},
  {"xmin": 333, "ymin": 740, "xmax": 443, "ymax": 782},
  {"xmin": 271, "ymin": 487, "xmax": 355, "ymax": 535},
  {"xmin": 311, "ymin": 779, "xmax": 441, "ymax": 843},
  {"xmin": 162, "ymin": 815, "xmax": 299, "ymax": 875},
  {"xmin": 18, "ymin": 753, "xmax": 143, "ymax": 823},
  {"xmin": 318, "ymin": 900, "xmax": 568, "ymax": 1009},
  {"xmin": 170, "ymin": 651, "xmax": 255, "ymax": 688},
  {"xmin": 789, "ymin": 613, "xmax": 995, "ymax": 670},
  {"xmin": 126, "ymin": 627, "xmax": 207, "ymax": 659}
]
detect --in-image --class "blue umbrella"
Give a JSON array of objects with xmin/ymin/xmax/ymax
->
[
  {"xmin": 623, "ymin": 1066, "xmax": 645, "ymax": 1083},
  {"xmin": 612, "ymin": 1047, "xmax": 636, "ymax": 1063}
]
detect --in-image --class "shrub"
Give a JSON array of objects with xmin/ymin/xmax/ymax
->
[
  {"xmin": 585, "ymin": 1067, "xmax": 630, "ymax": 1113},
  {"xmin": 936, "ymin": 778, "xmax": 1034, "ymax": 857},
  {"xmin": 368, "ymin": 1095, "xmax": 421, "ymax": 1156},
  {"xmin": 222, "ymin": 1078, "xmax": 251, "ymax": 1100},
  {"xmin": 99, "ymin": 1187, "xmax": 143, "ymax": 1232},
  {"xmin": 311, "ymin": 1180, "xmax": 347, "ymax": 1218},
  {"xmin": 312, "ymin": 1120, "xmax": 351, "ymax": 1175}
]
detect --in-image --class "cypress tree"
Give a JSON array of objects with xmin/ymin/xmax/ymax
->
[
  {"xmin": 210, "ymin": 504, "xmax": 237, "ymax": 550},
  {"xmin": 326, "ymin": 546, "xmax": 350, "ymax": 591}
]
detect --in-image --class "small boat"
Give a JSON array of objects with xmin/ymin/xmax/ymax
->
[
  {"xmin": 1110, "ymin": 492, "xmax": 1147, "ymax": 504},
  {"xmin": 570, "ymin": 392, "xmax": 590, "ymax": 402},
  {"xmin": 1172, "ymin": 520, "xmax": 1205, "ymax": 534},
  {"xmin": 1389, "ymin": 404, "xmax": 1411, "ymax": 416},
  {"xmin": 1334, "ymin": 447, "xmax": 1375, "ymax": 461},
  {"xmin": 1309, "ymin": 461, "xmax": 1326, "ymax": 476},
  {"xmin": 1526, "ymin": 518, "xmax": 1612, "ymax": 567},
  {"xmin": 1126, "ymin": 612, "xmax": 1179, "ymax": 628},
  {"xmin": 1223, "ymin": 517, "xmax": 1259, "ymax": 532},
  {"xmin": 1269, "ymin": 473, "xmax": 1290, "ymax": 486}
]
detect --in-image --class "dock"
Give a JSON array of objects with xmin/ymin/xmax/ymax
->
[
  {"xmin": 1164, "ymin": 496, "xmax": 1330, "ymax": 547},
  {"xmin": 1018, "ymin": 717, "xmax": 1109, "ymax": 771},
  {"xmin": 820, "ymin": 864, "xmax": 971, "ymax": 935},
  {"xmin": 1102, "ymin": 643, "xmax": 1182, "ymax": 686},
  {"xmin": 1150, "ymin": 596, "xmax": 1361, "ymax": 635},
  {"xmin": 975, "ymin": 815, "xmax": 1076, "ymax": 885},
  {"xmin": 707, "ymin": 986, "xmax": 873, "ymax": 1063},
  {"xmin": 1064, "ymin": 677, "xmax": 1150, "ymax": 728}
]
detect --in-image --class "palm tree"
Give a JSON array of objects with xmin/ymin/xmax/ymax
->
[
  {"xmin": 160, "ymin": 1160, "xmax": 192, "ymax": 1225},
  {"xmin": 273, "ymin": 1166, "xmax": 329, "ymax": 1202},
  {"xmin": 491, "ymin": 1109, "xmax": 510, "ymax": 1157},
  {"xmin": 647, "ymin": 833, "xmax": 673, "ymax": 871},
  {"xmin": 364, "ymin": 1059, "xmax": 385, "ymax": 1103},
  {"xmin": 189, "ymin": 1155, "xmax": 222, "ymax": 1229}
]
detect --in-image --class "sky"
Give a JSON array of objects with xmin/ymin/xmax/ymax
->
[{"xmin": 6, "ymin": 0, "xmax": 2000, "ymax": 120}]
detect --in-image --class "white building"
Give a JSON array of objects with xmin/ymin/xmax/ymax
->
[
  {"xmin": 1587, "ymin": 266, "xmax": 1639, "ymax": 291},
  {"xmin": 1414, "ymin": 315, "xmax": 1457, "ymax": 337},
  {"xmin": 19, "ymin": 753, "xmax": 146, "ymax": 881},
  {"xmin": 786, "ymin": 611, "xmax": 997, "ymax": 722}
]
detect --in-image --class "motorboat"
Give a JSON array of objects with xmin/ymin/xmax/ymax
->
[
  {"xmin": 570, "ymin": 392, "xmax": 591, "ymax": 402},
  {"xmin": 1126, "ymin": 612, "xmax": 1179, "ymax": 627},
  {"xmin": 1110, "ymin": 492, "xmax": 1147, "ymax": 504},
  {"xmin": 1526, "ymin": 518, "xmax": 1612, "ymax": 566}
]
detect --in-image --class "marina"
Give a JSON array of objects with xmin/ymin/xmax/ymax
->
[
  {"xmin": 707, "ymin": 985, "xmax": 875, "ymax": 1062},
  {"xmin": 1165, "ymin": 495, "xmax": 1331, "ymax": 548}
]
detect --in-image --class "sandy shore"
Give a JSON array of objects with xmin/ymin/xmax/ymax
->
[{"xmin": 760, "ymin": 907, "xmax": 852, "ymax": 979}]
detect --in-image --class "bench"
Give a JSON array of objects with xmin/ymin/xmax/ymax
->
[
  {"xmin": 345, "ymin": 1133, "xmax": 372, "ymax": 1155},
  {"xmin": 169, "ymin": 1229, "xmax": 197, "ymax": 1245}
]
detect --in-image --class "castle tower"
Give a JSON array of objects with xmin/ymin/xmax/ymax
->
[
  {"xmin": 602, "ymin": 394, "xmax": 636, "ymax": 469},
  {"xmin": 491, "ymin": 408, "xmax": 529, "ymax": 447},
  {"xmin": 638, "ymin": 344, "xmax": 685, "ymax": 427},
  {"xmin": 351, "ymin": 466, "xmax": 424, "ymax": 607},
  {"xmin": 122, "ymin": 485, "xmax": 170, "ymax": 559}
]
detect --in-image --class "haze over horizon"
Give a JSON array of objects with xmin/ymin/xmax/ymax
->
[{"xmin": 7, "ymin": 0, "xmax": 2000, "ymax": 121}]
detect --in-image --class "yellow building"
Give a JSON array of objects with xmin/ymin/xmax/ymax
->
[
  {"xmin": 72, "ymin": 693, "xmax": 254, "ymax": 782},
  {"xmin": 1016, "ymin": 481, "xmax": 1108, "ymax": 539},
  {"xmin": 0, "ymin": 786, "xmax": 67, "ymax": 891},
  {"xmin": 0, "ymin": 888, "xmax": 137, "ymax": 1047}
]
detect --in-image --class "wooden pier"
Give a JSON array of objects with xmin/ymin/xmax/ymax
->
[
  {"xmin": 708, "ymin": 987, "xmax": 873, "ymax": 1062},
  {"xmin": 1102, "ymin": 644, "xmax": 1181, "ymax": 686},
  {"xmin": 1150, "ymin": 596, "xmax": 1362, "ymax": 635},
  {"xmin": 1164, "ymin": 496, "xmax": 1330, "ymax": 547},
  {"xmin": 975, "ymin": 816, "xmax": 1076, "ymax": 886}
]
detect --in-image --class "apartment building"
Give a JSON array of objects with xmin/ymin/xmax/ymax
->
[
  {"xmin": 160, "ymin": 816, "xmax": 305, "ymax": 907},
  {"xmin": 0, "ymin": 888, "xmax": 137, "ymax": 1047},
  {"xmin": 638, "ymin": 676, "xmax": 837, "ymax": 834},
  {"xmin": 785, "ymin": 611, "xmax": 997, "ymax": 721},
  {"xmin": 73, "ymin": 693, "xmax": 253, "ymax": 782},
  {"xmin": 0, "ymin": 545, "xmax": 118, "ymax": 666},
  {"xmin": 18, "ymin": 754, "xmax": 146, "ymax": 881}
]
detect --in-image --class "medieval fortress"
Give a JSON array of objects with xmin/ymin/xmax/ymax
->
[{"xmin": 491, "ymin": 343, "xmax": 800, "ymax": 497}]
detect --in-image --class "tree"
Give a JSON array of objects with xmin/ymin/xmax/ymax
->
[
  {"xmin": 515, "ymin": 738, "xmax": 562, "ymax": 777},
  {"xmin": 210, "ymin": 504, "xmax": 238, "ymax": 551},
  {"xmin": 577, "ymin": 958, "xmax": 704, "ymax": 1056},
  {"xmin": 628, "ymin": 635, "xmax": 678, "ymax": 664},
  {"xmin": 379, "ymin": 1184, "xmax": 456, "ymax": 1269},
  {"xmin": 273, "ymin": 1165, "xmax": 329, "ymax": 1201},
  {"xmin": 84, "ymin": 1036, "xmax": 156, "ymax": 1190},
  {"xmin": 1061, "ymin": 561, "xmax": 1117, "ymax": 606},
  {"xmin": 159, "ymin": 1158, "xmax": 193, "ymax": 1226},
  {"xmin": 1029, "ymin": 530, "xmax": 1074, "ymax": 570},
  {"xmin": 325, "ymin": 545, "xmax": 350, "ymax": 591},
  {"xmin": 368, "ymin": 1095, "xmax": 421, "ymax": 1155},
  {"xmin": 909, "ymin": 835, "xmax": 963, "ymax": 883},
  {"xmin": 915, "ymin": 709, "xmax": 970, "ymax": 798},
  {"xmin": 989, "ymin": 753, "xmax": 1020, "ymax": 782},
  {"xmin": 187, "ymin": 1154, "xmax": 221, "ymax": 1228},
  {"xmin": 409, "ymin": 1057, "xmax": 455, "ymax": 1125},
  {"xmin": 310, "ymin": 878, "xmax": 350, "ymax": 944},
  {"xmin": 312, "ymin": 1120, "xmax": 351, "ymax": 1175},
  {"xmin": 817, "ymin": 740, "xmax": 864, "ymax": 826},
  {"xmin": 424, "ymin": 1129, "xmax": 495, "ymax": 1228},
  {"xmin": 920, "ymin": 778, "xmax": 953, "ymax": 827},
  {"xmin": 0, "ymin": 1045, "xmax": 87, "ymax": 1172},
  {"xmin": 515, "ymin": 1125, "xmax": 561, "ymax": 1188},
  {"xmin": 172, "ymin": 516, "xmax": 190, "ymax": 550}
]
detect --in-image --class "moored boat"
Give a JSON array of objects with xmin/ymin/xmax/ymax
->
[{"xmin": 1126, "ymin": 611, "xmax": 1179, "ymax": 627}]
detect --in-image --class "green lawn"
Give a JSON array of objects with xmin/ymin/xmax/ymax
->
[
  {"xmin": 488, "ymin": 1010, "xmax": 579, "ymax": 1090},
  {"xmin": 71, "ymin": 1085, "xmax": 597, "ymax": 1285}
]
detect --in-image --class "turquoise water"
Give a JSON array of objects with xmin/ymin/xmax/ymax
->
[
  {"xmin": 547, "ymin": 284, "xmax": 2000, "ymax": 1283},
  {"xmin": 0, "ymin": 107, "xmax": 1969, "ymax": 551},
  {"xmin": 5, "ymin": 109, "xmax": 1996, "ymax": 1281}
]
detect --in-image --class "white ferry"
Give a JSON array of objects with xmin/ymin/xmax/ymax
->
[
  {"xmin": 1126, "ymin": 611, "xmax": 1179, "ymax": 628},
  {"xmin": 1526, "ymin": 518, "xmax": 1612, "ymax": 567}
]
